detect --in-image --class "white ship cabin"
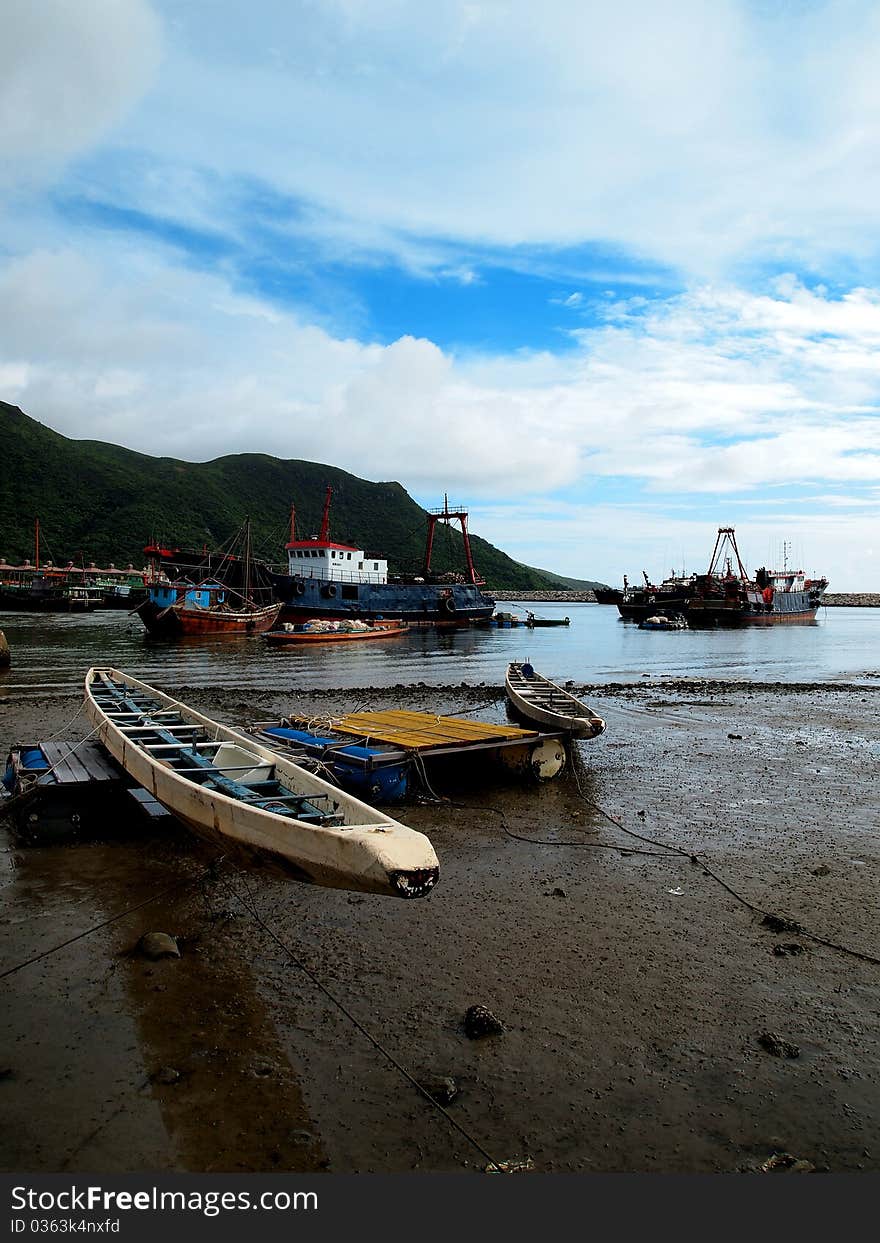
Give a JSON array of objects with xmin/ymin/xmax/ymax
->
[
  {"xmin": 767, "ymin": 568, "xmax": 807, "ymax": 592},
  {"xmin": 285, "ymin": 538, "xmax": 388, "ymax": 584}
]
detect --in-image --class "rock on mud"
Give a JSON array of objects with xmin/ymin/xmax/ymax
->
[
  {"xmin": 463, "ymin": 1005, "xmax": 505, "ymax": 1038},
  {"xmin": 757, "ymin": 1031, "xmax": 801, "ymax": 1059},
  {"xmin": 138, "ymin": 932, "xmax": 180, "ymax": 960},
  {"xmin": 418, "ymin": 1076, "xmax": 458, "ymax": 1105}
]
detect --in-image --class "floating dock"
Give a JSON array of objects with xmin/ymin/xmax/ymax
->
[
  {"xmin": 3, "ymin": 740, "xmax": 171, "ymax": 842},
  {"xmin": 271, "ymin": 708, "xmax": 569, "ymax": 791}
]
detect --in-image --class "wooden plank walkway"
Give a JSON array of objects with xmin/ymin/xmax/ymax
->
[
  {"xmin": 294, "ymin": 710, "xmax": 539, "ymax": 752},
  {"xmin": 39, "ymin": 742, "xmax": 122, "ymax": 785}
]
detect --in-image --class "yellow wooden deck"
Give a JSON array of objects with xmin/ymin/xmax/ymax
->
[{"xmin": 291, "ymin": 709, "xmax": 539, "ymax": 752}]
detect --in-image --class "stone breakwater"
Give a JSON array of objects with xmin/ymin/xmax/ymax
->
[
  {"xmin": 490, "ymin": 589, "xmax": 880, "ymax": 607},
  {"xmin": 490, "ymin": 589, "xmax": 598, "ymax": 602},
  {"xmin": 822, "ymin": 593, "xmax": 880, "ymax": 607}
]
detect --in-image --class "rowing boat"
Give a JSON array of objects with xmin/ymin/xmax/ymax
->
[
  {"xmin": 83, "ymin": 667, "xmax": 439, "ymax": 898},
  {"xmin": 504, "ymin": 662, "xmax": 606, "ymax": 739},
  {"xmin": 263, "ymin": 619, "xmax": 408, "ymax": 645}
]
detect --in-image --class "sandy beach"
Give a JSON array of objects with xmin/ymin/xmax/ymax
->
[{"xmin": 1, "ymin": 677, "xmax": 878, "ymax": 1174}]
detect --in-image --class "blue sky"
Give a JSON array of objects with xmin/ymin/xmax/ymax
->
[{"xmin": 3, "ymin": 1, "xmax": 880, "ymax": 589}]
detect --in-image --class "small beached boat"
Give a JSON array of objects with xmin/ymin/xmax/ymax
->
[
  {"xmin": 263, "ymin": 618, "xmax": 408, "ymax": 645},
  {"xmin": 505, "ymin": 663, "xmax": 605, "ymax": 739},
  {"xmin": 83, "ymin": 668, "xmax": 439, "ymax": 898}
]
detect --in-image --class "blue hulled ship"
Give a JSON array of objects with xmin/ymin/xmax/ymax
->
[{"xmin": 268, "ymin": 488, "xmax": 495, "ymax": 626}]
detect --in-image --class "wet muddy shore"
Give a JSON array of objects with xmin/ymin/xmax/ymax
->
[{"xmin": 1, "ymin": 678, "xmax": 879, "ymax": 1174}]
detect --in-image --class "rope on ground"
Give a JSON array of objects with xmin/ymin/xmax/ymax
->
[
  {"xmin": 0, "ymin": 858, "xmax": 224, "ymax": 982},
  {"xmin": 570, "ymin": 742, "xmax": 880, "ymax": 967},
  {"xmin": 219, "ymin": 866, "xmax": 510, "ymax": 1174}
]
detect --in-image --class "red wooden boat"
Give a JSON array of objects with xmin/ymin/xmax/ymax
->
[
  {"xmin": 137, "ymin": 517, "xmax": 282, "ymax": 637},
  {"xmin": 263, "ymin": 619, "xmax": 408, "ymax": 645}
]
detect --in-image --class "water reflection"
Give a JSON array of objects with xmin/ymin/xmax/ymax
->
[{"xmin": 0, "ymin": 601, "xmax": 873, "ymax": 698}]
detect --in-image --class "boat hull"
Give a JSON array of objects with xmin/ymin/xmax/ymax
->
[
  {"xmin": 137, "ymin": 599, "xmax": 282, "ymax": 637},
  {"xmin": 269, "ymin": 572, "xmax": 494, "ymax": 626},
  {"xmin": 687, "ymin": 590, "xmax": 821, "ymax": 627},
  {"xmin": 84, "ymin": 668, "xmax": 439, "ymax": 898},
  {"xmin": 505, "ymin": 663, "xmax": 605, "ymax": 739},
  {"xmin": 264, "ymin": 623, "xmax": 408, "ymax": 645}
]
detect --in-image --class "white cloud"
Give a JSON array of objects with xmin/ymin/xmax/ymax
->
[
  {"xmin": 55, "ymin": 0, "xmax": 876, "ymax": 274},
  {"xmin": 2, "ymin": 244, "xmax": 880, "ymax": 505},
  {"xmin": 0, "ymin": 0, "xmax": 161, "ymax": 180}
]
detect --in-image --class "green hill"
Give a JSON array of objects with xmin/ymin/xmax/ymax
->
[{"xmin": 0, "ymin": 401, "xmax": 591, "ymax": 589}]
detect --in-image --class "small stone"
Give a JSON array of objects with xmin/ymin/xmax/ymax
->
[
  {"xmin": 154, "ymin": 1066, "xmax": 180, "ymax": 1085},
  {"xmin": 757, "ymin": 1031, "xmax": 800, "ymax": 1059},
  {"xmin": 419, "ymin": 1076, "xmax": 458, "ymax": 1105},
  {"xmin": 288, "ymin": 1130, "xmax": 314, "ymax": 1147},
  {"xmin": 760, "ymin": 1151, "xmax": 815, "ymax": 1173},
  {"xmin": 464, "ymin": 1005, "xmax": 505, "ymax": 1038},
  {"xmin": 138, "ymin": 932, "xmax": 180, "ymax": 960},
  {"xmin": 761, "ymin": 914, "xmax": 803, "ymax": 934},
  {"xmin": 728, "ymin": 733, "xmax": 742, "ymax": 739},
  {"xmin": 812, "ymin": 865, "xmax": 831, "ymax": 877},
  {"xmin": 773, "ymin": 943, "xmax": 806, "ymax": 957}
]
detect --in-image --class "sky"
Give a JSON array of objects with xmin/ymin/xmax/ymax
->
[{"xmin": 2, "ymin": 1, "xmax": 880, "ymax": 590}]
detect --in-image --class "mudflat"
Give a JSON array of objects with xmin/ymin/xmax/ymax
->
[{"xmin": 1, "ymin": 678, "xmax": 878, "ymax": 1173}]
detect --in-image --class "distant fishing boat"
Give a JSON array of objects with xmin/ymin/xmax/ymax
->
[
  {"xmin": 0, "ymin": 519, "xmax": 102, "ymax": 611},
  {"xmin": 616, "ymin": 569, "xmax": 697, "ymax": 622},
  {"xmin": 263, "ymin": 618, "xmax": 408, "ymax": 645},
  {"xmin": 592, "ymin": 587, "xmax": 623, "ymax": 605},
  {"xmin": 505, "ymin": 662, "xmax": 606, "ymax": 739},
  {"xmin": 687, "ymin": 528, "xmax": 828, "ymax": 627},
  {"xmin": 84, "ymin": 668, "xmax": 440, "ymax": 898},
  {"xmin": 137, "ymin": 518, "xmax": 281, "ymax": 637}
]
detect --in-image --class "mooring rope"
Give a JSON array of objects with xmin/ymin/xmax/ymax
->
[
  {"xmin": 219, "ymin": 866, "xmax": 510, "ymax": 1173},
  {"xmin": 0, "ymin": 859, "xmax": 224, "ymax": 981}
]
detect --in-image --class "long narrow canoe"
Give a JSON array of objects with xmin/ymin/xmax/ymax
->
[
  {"xmin": 84, "ymin": 667, "xmax": 439, "ymax": 898},
  {"xmin": 505, "ymin": 662, "xmax": 606, "ymax": 739}
]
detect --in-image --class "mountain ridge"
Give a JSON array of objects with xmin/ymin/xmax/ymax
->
[{"xmin": 0, "ymin": 401, "xmax": 607, "ymax": 590}]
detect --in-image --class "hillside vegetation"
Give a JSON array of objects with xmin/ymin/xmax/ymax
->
[{"xmin": 0, "ymin": 402, "xmax": 605, "ymax": 589}]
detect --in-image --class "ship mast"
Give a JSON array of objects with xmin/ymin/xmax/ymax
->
[
  {"xmin": 707, "ymin": 527, "xmax": 749, "ymax": 580},
  {"xmin": 243, "ymin": 516, "xmax": 251, "ymax": 604},
  {"xmin": 423, "ymin": 495, "xmax": 482, "ymax": 584},
  {"xmin": 319, "ymin": 486, "xmax": 332, "ymax": 542}
]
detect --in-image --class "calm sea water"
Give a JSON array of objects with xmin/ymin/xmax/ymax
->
[{"xmin": 1, "ymin": 602, "xmax": 877, "ymax": 700}]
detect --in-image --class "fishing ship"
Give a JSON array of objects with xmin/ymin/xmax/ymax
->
[
  {"xmin": 268, "ymin": 488, "xmax": 496, "ymax": 626},
  {"xmin": 137, "ymin": 518, "xmax": 281, "ymax": 637},
  {"xmin": 686, "ymin": 528, "xmax": 828, "ymax": 627},
  {"xmin": 616, "ymin": 570, "xmax": 697, "ymax": 622}
]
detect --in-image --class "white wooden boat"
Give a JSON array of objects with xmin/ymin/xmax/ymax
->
[
  {"xmin": 505, "ymin": 662, "xmax": 606, "ymax": 739},
  {"xmin": 84, "ymin": 667, "xmax": 439, "ymax": 898}
]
